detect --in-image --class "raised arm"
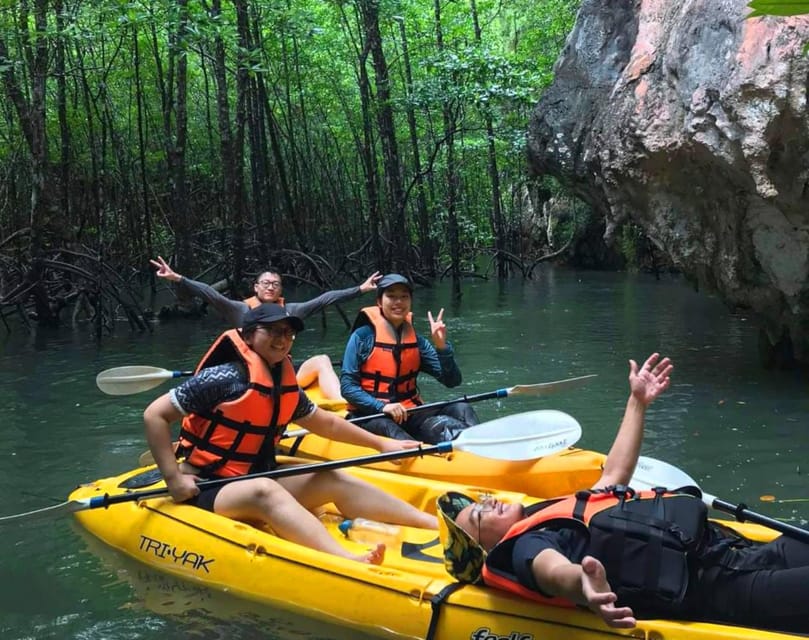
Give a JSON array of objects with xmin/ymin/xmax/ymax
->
[
  {"xmin": 286, "ymin": 272, "xmax": 381, "ymax": 319},
  {"xmin": 151, "ymin": 255, "xmax": 247, "ymax": 326},
  {"xmin": 417, "ymin": 334, "xmax": 462, "ymax": 388},
  {"xmin": 593, "ymin": 353, "xmax": 672, "ymax": 490}
]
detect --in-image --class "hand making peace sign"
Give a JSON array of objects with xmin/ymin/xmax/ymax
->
[{"xmin": 428, "ymin": 308, "xmax": 447, "ymax": 350}]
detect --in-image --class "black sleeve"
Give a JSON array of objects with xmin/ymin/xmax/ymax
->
[
  {"xmin": 289, "ymin": 390, "xmax": 316, "ymax": 421},
  {"xmin": 511, "ymin": 527, "xmax": 589, "ymax": 595},
  {"xmin": 171, "ymin": 362, "xmax": 248, "ymax": 415}
]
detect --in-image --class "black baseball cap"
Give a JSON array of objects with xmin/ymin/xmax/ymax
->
[
  {"xmin": 376, "ymin": 273, "xmax": 413, "ymax": 297},
  {"xmin": 241, "ymin": 303, "xmax": 304, "ymax": 333}
]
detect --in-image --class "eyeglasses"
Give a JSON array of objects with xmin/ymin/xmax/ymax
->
[
  {"xmin": 256, "ymin": 279, "xmax": 282, "ymax": 289},
  {"xmin": 256, "ymin": 325, "xmax": 296, "ymax": 340},
  {"xmin": 471, "ymin": 496, "xmax": 495, "ymax": 544}
]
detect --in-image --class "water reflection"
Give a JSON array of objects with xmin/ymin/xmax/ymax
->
[{"xmin": 65, "ymin": 524, "xmax": 378, "ymax": 640}]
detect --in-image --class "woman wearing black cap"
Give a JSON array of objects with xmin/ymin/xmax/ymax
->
[
  {"xmin": 339, "ymin": 273, "xmax": 479, "ymax": 444},
  {"xmin": 143, "ymin": 302, "xmax": 437, "ymax": 565}
]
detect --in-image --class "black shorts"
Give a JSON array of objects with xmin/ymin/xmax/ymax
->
[{"xmin": 185, "ymin": 484, "xmax": 225, "ymax": 512}]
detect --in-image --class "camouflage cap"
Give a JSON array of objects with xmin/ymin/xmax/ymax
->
[{"xmin": 437, "ymin": 491, "xmax": 487, "ymax": 584}]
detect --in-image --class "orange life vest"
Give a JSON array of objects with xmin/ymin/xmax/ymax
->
[
  {"xmin": 244, "ymin": 295, "xmax": 285, "ymax": 309},
  {"xmin": 178, "ymin": 329, "xmax": 300, "ymax": 477},
  {"xmin": 350, "ymin": 306, "xmax": 422, "ymax": 410},
  {"xmin": 483, "ymin": 486, "xmax": 707, "ymax": 616}
]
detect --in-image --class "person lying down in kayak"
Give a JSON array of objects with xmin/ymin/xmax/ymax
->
[
  {"xmin": 144, "ymin": 302, "xmax": 437, "ymax": 565},
  {"xmin": 438, "ymin": 353, "xmax": 809, "ymax": 634}
]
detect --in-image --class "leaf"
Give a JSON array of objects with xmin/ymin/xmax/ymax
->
[{"xmin": 747, "ymin": 0, "xmax": 809, "ymax": 16}]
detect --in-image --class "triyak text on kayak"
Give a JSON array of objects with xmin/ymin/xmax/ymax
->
[{"xmin": 138, "ymin": 534, "xmax": 216, "ymax": 573}]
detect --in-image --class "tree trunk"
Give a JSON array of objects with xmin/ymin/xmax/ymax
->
[
  {"xmin": 276, "ymin": 15, "xmax": 309, "ymax": 252},
  {"xmin": 167, "ymin": 0, "xmax": 191, "ymax": 282},
  {"xmin": 339, "ymin": 2, "xmax": 382, "ymax": 266},
  {"xmin": 133, "ymin": 24, "xmax": 151, "ymax": 279},
  {"xmin": 29, "ymin": 0, "xmax": 51, "ymax": 254},
  {"xmin": 209, "ymin": 0, "xmax": 246, "ymax": 282},
  {"xmin": 470, "ymin": 0, "xmax": 507, "ymax": 279},
  {"xmin": 359, "ymin": 0, "xmax": 408, "ymax": 270},
  {"xmin": 231, "ymin": 0, "xmax": 250, "ymax": 282},
  {"xmin": 395, "ymin": 16, "xmax": 434, "ymax": 275},
  {"xmin": 247, "ymin": 7, "xmax": 278, "ymax": 259},
  {"xmin": 434, "ymin": 0, "xmax": 461, "ymax": 297},
  {"xmin": 54, "ymin": 0, "xmax": 70, "ymax": 226}
]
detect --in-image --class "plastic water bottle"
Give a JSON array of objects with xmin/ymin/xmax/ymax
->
[{"xmin": 338, "ymin": 517, "xmax": 401, "ymax": 546}]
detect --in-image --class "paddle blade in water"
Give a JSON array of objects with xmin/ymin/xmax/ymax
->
[
  {"xmin": 508, "ymin": 374, "xmax": 598, "ymax": 397},
  {"xmin": 453, "ymin": 409, "xmax": 582, "ymax": 461}
]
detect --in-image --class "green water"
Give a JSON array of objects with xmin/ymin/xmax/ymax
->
[{"xmin": 1, "ymin": 268, "xmax": 807, "ymax": 639}]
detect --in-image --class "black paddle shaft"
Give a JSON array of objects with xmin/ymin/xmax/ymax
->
[
  {"xmin": 349, "ymin": 390, "xmax": 503, "ymax": 425},
  {"xmin": 92, "ymin": 442, "xmax": 452, "ymax": 509},
  {"xmin": 712, "ymin": 497, "xmax": 809, "ymax": 544}
]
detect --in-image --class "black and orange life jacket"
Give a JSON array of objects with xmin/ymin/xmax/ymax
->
[
  {"xmin": 244, "ymin": 295, "xmax": 285, "ymax": 309},
  {"xmin": 178, "ymin": 329, "xmax": 300, "ymax": 477},
  {"xmin": 483, "ymin": 486, "xmax": 708, "ymax": 616},
  {"xmin": 349, "ymin": 306, "xmax": 421, "ymax": 410}
]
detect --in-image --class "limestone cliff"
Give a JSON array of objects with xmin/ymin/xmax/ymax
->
[{"xmin": 528, "ymin": 0, "xmax": 809, "ymax": 366}]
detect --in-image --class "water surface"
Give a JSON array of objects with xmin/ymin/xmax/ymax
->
[{"xmin": 1, "ymin": 267, "xmax": 807, "ymax": 638}]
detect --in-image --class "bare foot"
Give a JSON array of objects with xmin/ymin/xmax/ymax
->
[{"xmin": 353, "ymin": 543, "xmax": 385, "ymax": 565}]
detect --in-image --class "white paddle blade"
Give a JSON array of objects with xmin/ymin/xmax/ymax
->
[
  {"xmin": 631, "ymin": 456, "xmax": 700, "ymax": 491},
  {"xmin": 96, "ymin": 366, "xmax": 175, "ymax": 395},
  {"xmin": 508, "ymin": 374, "xmax": 598, "ymax": 397},
  {"xmin": 454, "ymin": 410, "xmax": 582, "ymax": 461}
]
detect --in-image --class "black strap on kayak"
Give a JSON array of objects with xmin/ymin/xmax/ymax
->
[
  {"xmin": 424, "ymin": 582, "xmax": 464, "ymax": 640},
  {"xmin": 286, "ymin": 433, "xmax": 305, "ymax": 457}
]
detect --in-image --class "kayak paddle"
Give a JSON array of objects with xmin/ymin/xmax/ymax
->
[
  {"xmin": 96, "ymin": 364, "xmax": 597, "ymax": 404},
  {"xmin": 96, "ymin": 366, "xmax": 193, "ymax": 396},
  {"xmin": 630, "ymin": 455, "xmax": 809, "ymax": 544},
  {"xmin": 348, "ymin": 374, "xmax": 598, "ymax": 425},
  {"xmin": 1, "ymin": 409, "xmax": 582, "ymax": 524}
]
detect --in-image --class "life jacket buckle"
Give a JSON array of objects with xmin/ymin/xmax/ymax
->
[{"xmin": 611, "ymin": 484, "xmax": 635, "ymax": 500}]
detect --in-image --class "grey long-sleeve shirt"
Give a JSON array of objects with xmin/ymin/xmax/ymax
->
[{"xmin": 174, "ymin": 276, "xmax": 364, "ymax": 326}]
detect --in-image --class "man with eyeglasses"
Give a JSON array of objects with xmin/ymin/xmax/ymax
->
[
  {"xmin": 150, "ymin": 256, "xmax": 380, "ymax": 400},
  {"xmin": 144, "ymin": 302, "xmax": 437, "ymax": 566},
  {"xmin": 437, "ymin": 354, "xmax": 809, "ymax": 634}
]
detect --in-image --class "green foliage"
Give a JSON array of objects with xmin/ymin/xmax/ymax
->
[
  {"xmin": 0, "ymin": 0, "xmax": 583, "ymax": 272},
  {"xmin": 747, "ymin": 1, "xmax": 809, "ymax": 17},
  {"xmin": 619, "ymin": 222, "xmax": 641, "ymax": 270}
]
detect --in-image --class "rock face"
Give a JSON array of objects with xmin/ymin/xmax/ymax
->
[{"xmin": 528, "ymin": 0, "xmax": 809, "ymax": 366}]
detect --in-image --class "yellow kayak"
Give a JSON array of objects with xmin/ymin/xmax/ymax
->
[
  {"xmin": 70, "ymin": 460, "xmax": 801, "ymax": 640},
  {"xmin": 281, "ymin": 387, "xmax": 606, "ymax": 497}
]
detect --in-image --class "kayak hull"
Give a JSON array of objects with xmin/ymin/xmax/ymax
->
[{"xmin": 71, "ymin": 462, "xmax": 798, "ymax": 640}]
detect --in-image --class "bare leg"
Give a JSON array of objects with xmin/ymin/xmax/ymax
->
[
  {"xmin": 296, "ymin": 355, "xmax": 343, "ymax": 402},
  {"xmin": 212, "ymin": 476, "xmax": 384, "ymax": 564},
  {"xmin": 279, "ymin": 469, "xmax": 438, "ymax": 529}
]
